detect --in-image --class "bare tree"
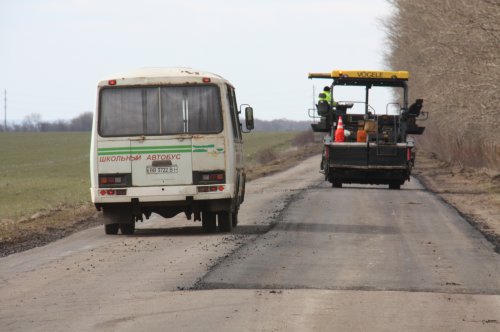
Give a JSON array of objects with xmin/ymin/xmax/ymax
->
[
  {"xmin": 69, "ymin": 112, "xmax": 93, "ymax": 131},
  {"xmin": 21, "ymin": 113, "xmax": 43, "ymax": 132},
  {"xmin": 385, "ymin": 0, "xmax": 500, "ymax": 170}
]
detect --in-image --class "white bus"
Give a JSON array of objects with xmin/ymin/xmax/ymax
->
[{"xmin": 90, "ymin": 67, "xmax": 254, "ymax": 235}]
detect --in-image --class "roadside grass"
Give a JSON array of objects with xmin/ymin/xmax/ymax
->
[
  {"xmin": 0, "ymin": 130, "xmax": 319, "ymax": 255},
  {"xmin": 244, "ymin": 130, "xmax": 320, "ymax": 180},
  {"xmin": 243, "ymin": 131, "xmax": 299, "ymax": 165}
]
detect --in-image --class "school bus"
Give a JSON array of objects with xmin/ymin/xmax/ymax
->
[{"xmin": 90, "ymin": 67, "xmax": 254, "ymax": 235}]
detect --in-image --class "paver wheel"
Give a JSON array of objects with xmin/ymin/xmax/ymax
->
[{"xmin": 323, "ymin": 161, "xmax": 330, "ymax": 181}]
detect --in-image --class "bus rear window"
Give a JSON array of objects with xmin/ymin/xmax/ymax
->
[{"xmin": 99, "ymin": 85, "xmax": 222, "ymax": 136}]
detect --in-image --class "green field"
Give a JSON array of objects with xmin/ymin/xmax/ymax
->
[
  {"xmin": 0, "ymin": 131, "xmax": 301, "ymax": 220},
  {"xmin": 0, "ymin": 132, "xmax": 91, "ymax": 220}
]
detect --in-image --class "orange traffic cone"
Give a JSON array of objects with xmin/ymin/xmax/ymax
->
[{"xmin": 335, "ymin": 116, "xmax": 345, "ymax": 142}]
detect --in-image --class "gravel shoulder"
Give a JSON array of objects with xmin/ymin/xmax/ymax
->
[{"xmin": 413, "ymin": 151, "xmax": 500, "ymax": 253}]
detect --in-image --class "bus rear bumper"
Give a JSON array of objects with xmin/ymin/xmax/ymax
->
[{"xmin": 90, "ymin": 184, "xmax": 234, "ymax": 204}]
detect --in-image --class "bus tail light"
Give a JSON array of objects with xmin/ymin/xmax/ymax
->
[
  {"xmin": 99, "ymin": 189, "xmax": 127, "ymax": 196},
  {"xmin": 203, "ymin": 173, "xmax": 224, "ymax": 181},
  {"xmin": 197, "ymin": 185, "xmax": 225, "ymax": 193},
  {"xmin": 98, "ymin": 174, "xmax": 131, "ymax": 187},
  {"xmin": 193, "ymin": 171, "xmax": 225, "ymax": 185}
]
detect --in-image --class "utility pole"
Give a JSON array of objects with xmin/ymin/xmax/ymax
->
[{"xmin": 3, "ymin": 89, "xmax": 6, "ymax": 131}]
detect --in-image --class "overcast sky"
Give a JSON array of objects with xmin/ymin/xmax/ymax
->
[{"xmin": 0, "ymin": 0, "xmax": 393, "ymax": 123}]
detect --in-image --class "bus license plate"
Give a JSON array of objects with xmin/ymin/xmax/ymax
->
[{"xmin": 146, "ymin": 165, "xmax": 178, "ymax": 174}]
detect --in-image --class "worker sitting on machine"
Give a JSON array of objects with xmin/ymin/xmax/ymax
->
[
  {"xmin": 312, "ymin": 86, "xmax": 338, "ymax": 132},
  {"xmin": 316, "ymin": 86, "xmax": 337, "ymax": 116}
]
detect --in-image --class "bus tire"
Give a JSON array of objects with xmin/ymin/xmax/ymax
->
[
  {"xmin": 218, "ymin": 211, "xmax": 233, "ymax": 232},
  {"xmin": 120, "ymin": 222, "xmax": 135, "ymax": 235},
  {"xmin": 332, "ymin": 181, "xmax": 342, "ymax": 188},
  {"xmin": 232, "ymin": 211, "xmax": 238, "ymax": 227},
  {"xmin": 202, "ymin": 211, "xmax": 217, "ymax": 233},
  {"xmin": 105, "ymin": 223, "xmax": 119, "ymax": 235},
  {"xmin": 389, "ymin": 183, "xmax": 401, "ymax": 190},
  {"xmin": 240, "ymin": 174, "xmax": 246, "ymax": 204}
]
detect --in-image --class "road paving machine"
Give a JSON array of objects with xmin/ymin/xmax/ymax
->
[{"xmin": 308, "ymin": 70, "xmax": 427, "ymax": 189}]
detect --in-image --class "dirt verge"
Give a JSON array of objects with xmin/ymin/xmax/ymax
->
[
  {"xmin": 246, "ymin": 143, "xmax": 321, "ymax": 181},
  {"xmin": 413, "ymin": 151, "xmax": 500, "ymax": 253},
  {"xmin": 0, "ymin": 204, "xmax": 101, "ymax": 257}
]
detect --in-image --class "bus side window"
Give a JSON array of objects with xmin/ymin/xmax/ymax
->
[{"xmin": 227, "ymin": 85, "xmax": 242, "ymax": 140}]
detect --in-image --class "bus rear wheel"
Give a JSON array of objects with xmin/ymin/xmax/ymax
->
[
  {"xmin": 103, "ymin": 208, "xmax": 125, "ymax": 235},
  {"xmin": 202, "ymin": 211, "xmax": 217, "ymax": 233},
  {"xmin": 218, "ymin": 211, "xmax": 233, "ymax": 232},
  {"xmin": 232, "ymin": 211, "xmax": 239, "ymax": 227},
  {"xmin": 120, "ymin": 222, "xmax": 135, "ymax": 235},
  {"xmin": 332, "ymin": 181, "xmax": 342, "ymax": 188},
  {"xmin": 389, "ymin": 183, "xmax": 401, "ymax": 190},
  {"xmin": 105, "ymin": 223, "xmax": 119, "ymax": 235}
]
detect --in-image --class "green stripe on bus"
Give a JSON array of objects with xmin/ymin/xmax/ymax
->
[
  {"xmin": 98, "ymin": 145, "xmax": 192, "ymax": 152},
  {"xmin": 130, "ymin": 145, "xmax": 192, "ymax": 150},
  {"xmin": 192, "ymin": 144, "xmax": 215, "ymax": 149},
  {"xmin": 98, "ymin": 147, "xmax": 193, "ymax": 154},
  {"xmin": 97, "ymin": 147, "xmax": 131, "ymax": 152},
  {"xmin": 98, "ymin": 145, "xmax": 223, "ymax": 155},
  {"xmin": 98, "ymin": 149, "xmax": 192, "ymax": 155}
]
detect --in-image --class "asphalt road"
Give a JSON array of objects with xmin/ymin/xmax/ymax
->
[{"xmin": 1, "ymin": 155, "xmax": 499, "ymax": 331}]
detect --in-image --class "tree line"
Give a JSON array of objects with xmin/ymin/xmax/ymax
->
[
  {"xmin": 0, "ymin": 112, "xmax": 93, "ymax": 132},
  {"xmin": 252, "ymin": 119, "xmax": 311, "ymax": 132}
]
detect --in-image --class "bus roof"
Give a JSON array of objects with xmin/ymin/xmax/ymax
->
[
  {"xmin": 308, "ymin": 70, "xmax": 409, "ymax": 80},
  {"xmin": 98, "ymin": 67, "xmax": 230, "ymax": 87}
]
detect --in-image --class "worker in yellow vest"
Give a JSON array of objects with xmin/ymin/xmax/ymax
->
[{"xmin": 318, "ymin": 86, "xmax": 337, "ymax": 107}]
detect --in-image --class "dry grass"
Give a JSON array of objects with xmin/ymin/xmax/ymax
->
[
  {"xmin": 246, "ymin": 143, "xmax": 321, "ymax": 181},
  {"xmin": 244, "ymin": 130, "xmax": 320, "ymax": 180}
]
